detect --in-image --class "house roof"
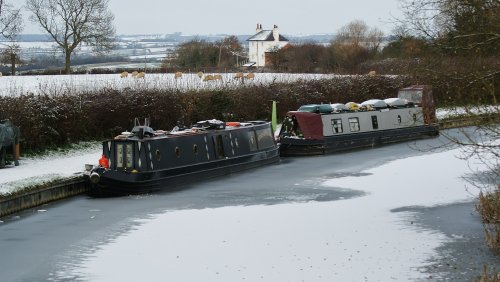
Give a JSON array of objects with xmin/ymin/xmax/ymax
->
[{"xmin": 247, "ymin": 30, "xmax": 289, "ymax": 42}]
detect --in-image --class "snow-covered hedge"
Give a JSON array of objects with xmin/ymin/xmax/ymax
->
[{"xmin": 1, "ymin": 75, "xmax": 412, "ymax": 152}]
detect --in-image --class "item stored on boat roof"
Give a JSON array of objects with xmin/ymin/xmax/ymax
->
[
  {"xmin": 345, "ymin": 102, "xmax": 360, "ymax": 111},
  {"xmin": 361, "ymin": 99, "xmax": 387, "ymax": 109},
  {"xmin": 194, "ymin": 119, "xmax": 226, "ymax": 130},
  {"xmin": 384, "ymin": 98, "xmax": 408, "ymax": 107},
  {"xmin": 298, "ymin": 104, "xmax": 333, "ymax": 114}
]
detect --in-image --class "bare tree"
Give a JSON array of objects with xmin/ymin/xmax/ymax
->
[
  {"xmin": 398, "ymin": 0, "xmax": 500, "ymax": 251},
  {"xmin": 0, "ymin": 1, "xmax": 23, "ymax": 75},
  {"xmin": 216, "ymin": 35, "xmax": 244, "ymax": 68},
  {"xmin": 334, "ymin": 20, "xmax": 384, "ymax": 53},
  {"xmin": 26, "ymin": 0, "xmax": 116, "ymax": 74},
  {"xmin": 0, "ymin": 0, "xmax": 23, "ymax": 39},
  {"xmin": 397, "ymin": 0, "xmax": 499, "ymax": 160},
  {"xmin": 166, "ymin": 36, "xmax": 244, "ymax": 70},
  {"xmin": 331, "ymin": 20, "xmax": 384, "ymax": 72},
  {"xmin": 0, "ymin": 44, "xmax": 21, "ymax": 75},
  {"xmin": 398, "ymin": 0, "xmax": 499, "ymax": 55}
]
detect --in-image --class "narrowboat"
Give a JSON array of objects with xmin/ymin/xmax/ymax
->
[
  {"xmin": 87, "ymin": 118, "xmax": 279, "ymax": 196},
  {"xmin": 278, "ymin": 85, "xmax": 439, "ymax": 156}
]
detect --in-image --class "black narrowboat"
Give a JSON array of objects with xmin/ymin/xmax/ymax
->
[
  {"xmin": 278, "ymin": 85, "xmax": 440, "ymax": 156},
  {"xmin": 87, "ymin": 119, "xmax": 279, "ymax": 196}
]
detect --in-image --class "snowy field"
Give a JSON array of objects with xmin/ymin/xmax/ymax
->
[
  {"xmin": 0, "ymin": 73, "xmax": 341, "ymax": 96},
  {"xmin": 50, "ymin": 146, "xmax": 485, "ymax": 281}
]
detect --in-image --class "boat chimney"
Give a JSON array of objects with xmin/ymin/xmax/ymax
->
[{"xmin": 398, "ymin": 85, "xmax": 437, "ymax": 124}]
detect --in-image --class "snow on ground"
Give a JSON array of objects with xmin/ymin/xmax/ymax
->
[
  {"xmin": 436, "ymin": 105, "xmax": 500, "ymax": 120},
  {"xmin": 52, "ymin": 148, "xmax": 485, "ymax": 281},
  {"xmin": 0, "ymin": 143, "xmax": 101, "ymax": 196},
  {"xmin": 0, "ymin": 73, "xmax": 342, "ymax": 96}
]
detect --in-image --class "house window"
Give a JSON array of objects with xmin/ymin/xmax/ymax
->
[
  {"xmin": 348, "ymin": 117, "xmax": 360, "ymax": 132},
  {"xmin": 331, "ymin": 119, "xmax": 343, "ymax": 133},
  {"xmin": 371, "ymin": 116, "xmax": 379, "ymax": 129}
]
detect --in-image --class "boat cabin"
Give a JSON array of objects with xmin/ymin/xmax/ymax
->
[{"xmin": 278, "ymin": 85, "xmax": 439, "ymax": 155}]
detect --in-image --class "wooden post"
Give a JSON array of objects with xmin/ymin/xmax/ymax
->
[
  {"xmin": 0, "ymin": 146, "xmax": 5, "ymax": 168},
  {"xmin": 14, "ymin": 143, "xmax": 20, "ymax": 166}
]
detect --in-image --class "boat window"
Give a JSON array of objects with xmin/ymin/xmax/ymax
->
[
  {"xmin": 280, "ymin": 116, "xmax": 304, "ymax": 138},
  {"xmin": 331, "ymin": 119, "xmax": 343, "ymax": 133},
  {"xmin": 397, "ymin": 115, "xmax": 402, "ymax": 124},
  {"xmin": 248, "ymin": 131, "xmax": 258, "ymax": 151},
  {"xmin": 256, "ymin": 128, "xmax": 274, "ymax": 149},
  {"xmin": 371, "ymin": 116, "xmax": 379, "ymax": 129},
  {"xmin": 175, "ymin": 147, "xmax": 181, "ymax": 158},
  {"xmin": 193, "ymin": 144, "xmax": 198, "ymax": 155},
  {"xmin": 116, "ymin": 144, "xmax": 124, "ymax": 168},
  {"xmin": 125, "ymin": 144, "xmax": 133, "ymax": 167},
  {"xmin": 116, "ymin": 143, "xmax": 133, "ymax": 169},
  {"xmin": 291, "ymin": 116, "xmax": 304, "ymax": 137},
  {"xmin": 213, "ymin": 135, "xmax": 226, "ymax": 158},
  {"xmin": 348, "ymin": 117, "xmax": 360, "ymax": 132}
]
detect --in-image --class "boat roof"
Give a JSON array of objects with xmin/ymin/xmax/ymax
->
[{"xmin": 111, "ymin": 121, "xmax": 270, "ymax": 141}]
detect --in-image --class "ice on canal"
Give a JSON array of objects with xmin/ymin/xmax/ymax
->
[{"xmin": 54, "ymin": 148, "xmax": 481, "ymax": 281}]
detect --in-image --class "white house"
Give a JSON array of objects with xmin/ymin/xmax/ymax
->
[{"xmin": 247, "ymin": 24, "xmax": 289, "ymax": 67}]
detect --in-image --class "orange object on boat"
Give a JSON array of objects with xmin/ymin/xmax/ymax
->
[
  {"xmin": 226, "ymin": 122, "xmax": 241, "ymax": 127},
  {"xmin": 99, "ymin": 154, "xmax": 109, "ymax": 169}
]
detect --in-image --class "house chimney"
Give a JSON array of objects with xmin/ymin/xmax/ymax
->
[
  {"xmin": 256, "ymin": 23, "xmax": 262, "ymax": 33},
  {"xmin": 272, "ymin": 25, "xmax": 279, "ymax": 42}
]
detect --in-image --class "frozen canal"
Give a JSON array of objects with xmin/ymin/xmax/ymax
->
[{"xmin": 0, "ymin": 129, "xmax": 498, "ymax": 281}]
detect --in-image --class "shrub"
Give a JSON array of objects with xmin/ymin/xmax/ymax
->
[
  {"xmin": 0, "ymin": 73, "xmax": 490, "ymax": 153},
  {"xmin": 476, "ymin": 186, "xmax": 500, "ymax": 252},
  {"xmin": 477, "ymin": 265, "xmax": 500, "ymax": 282}
]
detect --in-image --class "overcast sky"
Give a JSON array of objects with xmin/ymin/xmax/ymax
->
[{"xmin": 18, "ymin": 0, "xmax": 403, "ymax": 36}]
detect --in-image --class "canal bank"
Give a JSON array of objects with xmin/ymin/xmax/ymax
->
[{"xmin": 0, "ymin": 175, "xmax": 89, "ymax": 217}]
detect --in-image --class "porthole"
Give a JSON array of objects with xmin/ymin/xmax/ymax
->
[
  {"xmin": 155, "ymin": 149, "xmax": 161, "ymax": 161},
  {"xmin": 193, "ymin": 144, "xmax": 198, "ymax": 155},
  {"xmin": 175, "ymin": 147, "xmax": 181, "ymax": 158}
]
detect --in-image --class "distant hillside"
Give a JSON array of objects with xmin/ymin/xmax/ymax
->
[
  {"xmin": 4, "ymin": 33, "xmax": 335, "ymax": 44},
  {"xmin": 0, "ymin": 33, "xmax": 336, "ymax": 73},
  {"xmin": 1, "ymin": 34, "xmax": 51, "ymax": 42}
]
